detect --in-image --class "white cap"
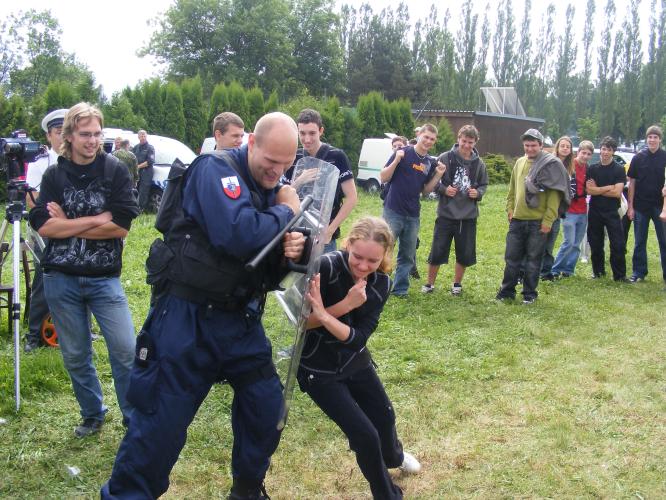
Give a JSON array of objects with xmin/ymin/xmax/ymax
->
[{"xmin": 41, "ymin": 109, "xmax": 68, "ymax": 133}]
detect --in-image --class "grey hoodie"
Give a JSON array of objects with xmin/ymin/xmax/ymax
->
[
  {"xmin": 524, "ymin": 151, "xmax": 571, "ymax": 217},
  {"xmin": 435, "ymin": 145, "xmax": 489, "ymax": 220}
]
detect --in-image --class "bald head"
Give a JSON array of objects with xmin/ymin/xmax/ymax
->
[
  {"xmin": 253, "ymin": 112, "xmax": 298, "ymax": 147},
  {"xmin": 247, "ymin": 112, "xmax": 299, "ymax": 189}
]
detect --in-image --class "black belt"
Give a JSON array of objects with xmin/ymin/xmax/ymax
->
[{"xmin": 167, "ymin": 282, "xmax": 251, "ymax": 312}]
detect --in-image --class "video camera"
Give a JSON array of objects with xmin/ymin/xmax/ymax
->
[{"xmin": 0, "ymin": 130, "xmax": 44, "ymax": 181}]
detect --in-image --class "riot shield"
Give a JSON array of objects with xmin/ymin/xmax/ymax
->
[{"xmin": 273, "ymin": 157, "xmax": 338, "ymax": 430}]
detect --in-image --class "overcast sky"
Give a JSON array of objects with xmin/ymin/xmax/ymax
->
[{"xmin": 10, "ymin": 0, "xmax": 651, "ymax": 99}]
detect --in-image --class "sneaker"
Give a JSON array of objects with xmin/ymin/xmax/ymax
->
[
  {"xmin": 559, "ymin": 272, "xmax": 571, "ymax": 278},
  {"xmin": 495, "ymin": 293, "xmax": 514, "ymax": 302},
  {"xmin": 421, "ymin": 284, "xmax": 435, "ymax": 294},
  {"xmin": 74, "ymin": 418, "xmax": 103, "ymax": 438},
  {"xmin": 591, "ymin": 272, "xmax": 605, "ymax": 279},
  {"xmin": 629, "ymin": 275, "xmax": 644, "ymax": 283},
  {"xmin": 522, "ymin": 297, "xmax": 536, "ymax": 305},
  {"xmin": 451, "ymin": 283, "xmax": 462, "ymax": 296},
  {"xmin": 614, "ymin": 277, "xmax": 631, "ymax": 283},
  {"xmin": 410, "ymin": 269, "xmax": 421, "ymax": 280},
  {"xmin": 540, "ymin": 273, "xmax": 555, "ymax": 282},
  {"xmin": 24, "ymin": 337, "xmax": 42, "ymax": 354},
  {"xmin": 399, "ymin": 451, "xmax": 422, "ymax": 474}
]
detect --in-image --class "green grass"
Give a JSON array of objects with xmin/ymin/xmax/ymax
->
[{"xmin": 1, "ymin": 186, "xmax": 665, "ymax": 498}]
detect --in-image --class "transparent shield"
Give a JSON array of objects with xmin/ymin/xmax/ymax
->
[{"xmin": 273, "ymin": 156, "xmax": 338, "ymax": 429}]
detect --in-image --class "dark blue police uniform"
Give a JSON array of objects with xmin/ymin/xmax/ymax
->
[{"xmin": 102, "ymin": 146, "xmax": 294, "ymax": 499}]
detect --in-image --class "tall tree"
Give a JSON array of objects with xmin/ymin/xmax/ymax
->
[
  {"xmin": 577, "ymin": 0, "xmax": 596, "ymax": 119},
  {"xmin": 181, "ymin": 76, "xmax": 207, "ymax": 150},
  {"xmin": 597, "ymin": 0, "xmax": 618, "ymax": 136},
  {"xmin": 246, "ymin": 86, "xmax": 265, "ymax": 130},
  {"xmin": 551, "ymin": 4, "xmax": 578, "ymax": 137},
  {"xmin": 208, "ymin": 82, "xmax": 230, "ymax": 125},
  {"xmin": 143, "ymin": 0, "xmax": 296, "ymax": 94},
  {"xmin": 289, "ymin": 0, "xmax": 344, "ymax": 97},
  {"xmin": 618, "ymin": 0, "xmax": 643, "ymax": 143},
  {"xmin": 162, "ymin": 82, "xmax": 185, "ymax": 140},
  {"xmin": 492, "ymin": 0, "xmax": 517, "ymax": 86}
]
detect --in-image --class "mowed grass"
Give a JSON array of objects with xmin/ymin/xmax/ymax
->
[{"xmin": 0, "ymin": 186, "xmax": 665, "ymax": 499}]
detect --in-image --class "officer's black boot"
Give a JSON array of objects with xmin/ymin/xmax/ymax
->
[{"xmin": 227, "ymin": 477, "xmax": 270, "ymax": 500}]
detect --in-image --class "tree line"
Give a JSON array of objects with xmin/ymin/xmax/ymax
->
[{"xmin": 2, "ymin": 0, "xmax": 665, "ymax": 152}]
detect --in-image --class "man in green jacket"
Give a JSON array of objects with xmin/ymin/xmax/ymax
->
[{"xmin": 496, "ymin": 129, "xmax": 565, "ymax": 304}]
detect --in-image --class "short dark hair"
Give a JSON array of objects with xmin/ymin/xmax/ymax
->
[
  {"xmin": 599, "ymin": 136, "xmax": 618, "ymax": 151},
  {"xmin": 296, "ymin": 108, "xmax": 322, "ymax": 128},
  {"xmin": 213, "ymin": 112, "xmax": 244, "ymax": 135},
  {"xmin": 458, "ymin": 125, "xmax": 479, "ymax": 141},
  {"xmin": 391, "ymin": 136, "xmax": 405, "ymax": 146}
]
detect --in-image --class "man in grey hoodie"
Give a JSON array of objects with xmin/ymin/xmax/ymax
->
[{"xmin": 422, "ymin": 125, "xmax": 488, "ymax": 296}]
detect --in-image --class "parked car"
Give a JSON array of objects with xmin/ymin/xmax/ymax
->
[
  {"xmin": 103, "ymin": 128, "xmax": 196, "ymax": 212},
  {"xmin": 573, "ymin": 147, "xmax": 634, "ymax": 170}
]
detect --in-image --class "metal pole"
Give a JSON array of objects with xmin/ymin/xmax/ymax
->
[{"xmin": 12, "ymin": 217, "xmax": 22, "ymax": 411}]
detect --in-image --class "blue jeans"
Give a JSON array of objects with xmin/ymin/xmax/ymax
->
[
  {"xmin": 552, "ymin": 213, "xmax": 588, "ymax": 275},
  {"xmin": 43, "ymin": 272, "xmax": 136, "ymax": 422},
  {"xmin": 383, "ymin": 207, "xmax": 420, "ymax": 295},
  {"xmin": 632, "ymin": 206, "xmax": 666, "ymax": 281}
]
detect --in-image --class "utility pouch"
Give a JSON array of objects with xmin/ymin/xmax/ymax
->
[{"xmin": 145, "ymin": 238, "xmax": 174, "ymax": 287}]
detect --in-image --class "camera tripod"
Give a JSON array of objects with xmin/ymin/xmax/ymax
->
[{"xmin": 1, "ymin": 184, "xmax": 43, "ymax": 411}]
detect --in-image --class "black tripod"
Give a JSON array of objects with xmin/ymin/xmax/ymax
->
[{"xmin": 2, "ymin": 181, "xmax": 41, "ymax": 411}]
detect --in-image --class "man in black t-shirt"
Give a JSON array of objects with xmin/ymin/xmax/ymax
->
[
  {"xmin": 627, "ymin": 125, "xmax": 666, "ymax": 283},
  {"xmin": 586, "ymin": 136, "xmax": 628, "ymax": 281},
  {"xmin": 284, "ymin": 108, "xmax": 357, "ymax": 253}
]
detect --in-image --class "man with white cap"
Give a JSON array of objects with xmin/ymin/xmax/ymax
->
[{"xmin": 23, "ymin": 108, "xmax": 67, "ymax": 352}]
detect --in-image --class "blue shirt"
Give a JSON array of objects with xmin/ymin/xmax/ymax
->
[
  {"xmin": 182, "ymin": 146, "xmax": 294, "ymax": 259},
  {"xmin": 384, "ymin": 146, "xmax": 436, "ymax": 217}
]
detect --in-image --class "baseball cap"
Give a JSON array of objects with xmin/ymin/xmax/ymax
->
[
  {"xmin": 521, "ymin": 128, "xmax": 544, "ymax": 144},
  {"xmin": 41, "ymin": 109, "xmax": 68, "ymax": 133}
]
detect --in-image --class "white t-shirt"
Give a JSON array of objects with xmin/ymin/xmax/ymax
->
[{"xmin": 26, "ymin": 148, "xmax": 59, "ymax": 192}]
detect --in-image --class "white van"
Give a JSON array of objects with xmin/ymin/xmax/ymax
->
[
  {"xmin": 200, "ymin": 132, "xmax": 250, "ymax": 154},
  {"xmin": 356, "ymin": 134, "xmax": 396, "ymax": 192}
]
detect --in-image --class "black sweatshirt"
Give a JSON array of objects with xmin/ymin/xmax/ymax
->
[
  {"xmin": 29, "ymin": 153, "xmax": 139, "ymax": 277},
  {"xmin": 298, "ymin": 251, "xmax": 391, "ymax": 380}
]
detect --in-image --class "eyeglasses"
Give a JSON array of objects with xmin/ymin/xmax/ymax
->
[{"xmin": 75, "ymin": 131, "xmax": 104, "ymax": 140}]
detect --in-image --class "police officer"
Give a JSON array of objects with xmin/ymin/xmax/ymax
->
[
  {"xmin": 102, "ymin": 113, "xmax": 305, "ymax": 500},
  {"xmin": 132, "ymin": 129, "xmax": 155, "ymax": 211},
  {"xmin": 23, "ymin": 108, "xmax": 67, "ymax": 352}
]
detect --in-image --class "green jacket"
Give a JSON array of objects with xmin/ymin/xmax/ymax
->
[
  {"xmin": 506, "ymin": 156, "xmax": 562, "ymax": 228},
  {"xmin": 112, "ymin": 149, "xmax": 139, "ymax": 184}
]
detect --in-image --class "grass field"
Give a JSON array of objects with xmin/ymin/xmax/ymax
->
[{"xmin": 0, "ymin": 186, "xmax": 665, "ymax": 499}]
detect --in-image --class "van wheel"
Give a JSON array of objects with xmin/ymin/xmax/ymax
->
[
  {"xmin": 365, "ymin": 179, "xmax": 380, "ymax": 194},
  {"xmin": 149, "ymin": 188, "xmax": 163, "ymax": 213}
]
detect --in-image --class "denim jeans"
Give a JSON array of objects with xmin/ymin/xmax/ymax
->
[
  {"xmin": 552, "ymin": 213, "xmax": 588, "ymax": 275},
  {"xmin": 540, "ymin": 218, "xmax": 561, "ymax": 276},
  {"xmin": 498, "ymin": 219, "xmax": 548, "ymax": 300},
  {"xmin": 383, "ymin": 207, "xmax": 420, "ymax": 295},
  {"xmin": 632, "ymin": 206, "xmax": 666, "ymax": 281},
  {"xmin": 43, "ymin": 272, "xmax": 136, "ymax": 422}
]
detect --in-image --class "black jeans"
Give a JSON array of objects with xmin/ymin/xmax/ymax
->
[
  {"xmin": 587, "ymin": 207, "xmax": 626, "ymax": 279},
  {"xmin": 498, "ymin": 219, "xmax": 548, "ymax": 300},
  {"xmin": 303, "ymin": 366, "xmax": 404, "ymax": 500},
  {"xmin": 138, "ymin": 167, "xmax": 153, "ymax": 211}
]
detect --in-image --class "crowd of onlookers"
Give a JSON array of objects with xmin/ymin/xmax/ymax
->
[{"xmin": 16, "ymin": 102, "xmax": 666, "ymax": 499}]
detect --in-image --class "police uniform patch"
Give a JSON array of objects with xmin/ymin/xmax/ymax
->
[{"xmin": 222, "ymin": 176, "xmax": 241, "ymax": 199}]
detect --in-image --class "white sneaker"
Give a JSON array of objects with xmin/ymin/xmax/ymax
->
[
  {"xmin": 399, "ymin": 451, "xmax": 421, "ymax": 474},
  {"xmin": 421, "ymin": 284, "xmax": 434, "ymax": 294}
]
